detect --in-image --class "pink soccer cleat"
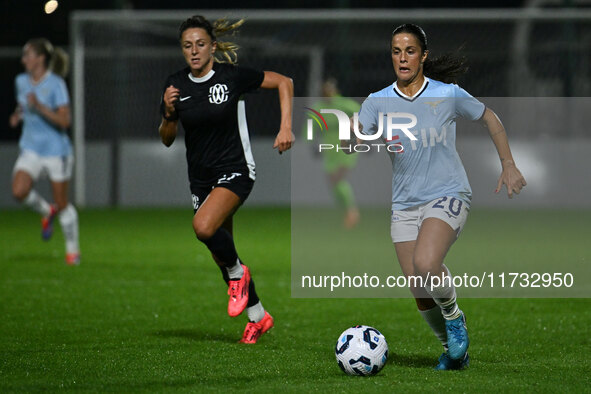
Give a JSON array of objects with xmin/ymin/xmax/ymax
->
[
  {"xmin": 65, "ymin": 252, "xmax": 80, "ymax": 266},
  {"xmin": 227, "ymin": 264, "xmax": 250, "ymax": 317},
  {"xmin": 239, "ymin": 311, "xmax": 274, "ymax": 344}
]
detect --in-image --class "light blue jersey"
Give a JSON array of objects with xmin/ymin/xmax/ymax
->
[
  {"xmin": 359, "ymin": 77, "xmax": 485, "ymax": 211},
  {"xmin": 15, "ymin": 72, "xmax": 72, "ymax": 157}
]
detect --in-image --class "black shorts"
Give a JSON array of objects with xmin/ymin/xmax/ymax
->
[{"xmin": 190, "ymin": 171, "xmax": 255, "ymax": 212}]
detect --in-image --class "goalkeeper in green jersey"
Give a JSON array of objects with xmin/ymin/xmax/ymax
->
[{"xmin": 310, "ymin": 78, "xmax": 360, "ymax": 229}]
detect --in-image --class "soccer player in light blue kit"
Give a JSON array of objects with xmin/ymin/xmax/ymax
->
[
  {"xmin": 354, "ymin": 24, "xmax": 526, "ymax": 370},
  {"xmin": 9, "ymin": 38, "xmax": 80, "ymax": 265}
]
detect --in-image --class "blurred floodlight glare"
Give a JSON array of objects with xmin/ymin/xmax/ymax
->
[{"xmin": 44, "ymin": 0, "xmax": 58, "ymax": 14}]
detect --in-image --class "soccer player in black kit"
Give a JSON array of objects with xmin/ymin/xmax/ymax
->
[{"xmin": 158, "ymin": 15, "xmax": 294, "ymax": 343}]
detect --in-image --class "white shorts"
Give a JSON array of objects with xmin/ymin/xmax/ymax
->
[
  {"xmin": 391, "ymin": 196, "xmax": 470, "ymax": 243},
  {"xmin": 13, "ymin": 150, "xmax": 74, "ymax": 182}
]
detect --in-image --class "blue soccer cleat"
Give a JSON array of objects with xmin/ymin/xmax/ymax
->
[
  {"xmin": 434, "ymin": 352, "xmax": 469, "ymax": 370},
  {"xmin": 41, "ymin": 204, "xmax": 58, "ymax": 241},
  {"xmin": 445, "ymin": 312, "xmax": 469, "ymax": 360}
]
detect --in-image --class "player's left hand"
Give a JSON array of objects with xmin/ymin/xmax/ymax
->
[
  {"xmin": 273, "ymin": 127, "xmax": 295, "ymax": 154},
  {"xmin": 496, "ymin": 160, "xmax": 526, "ymax": 198},
  {"xmin": 27, "ymin": 93, "xmax": 39, "ymax": 110}
]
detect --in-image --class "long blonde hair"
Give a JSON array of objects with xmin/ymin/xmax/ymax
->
[
  {"xmin": 178, "ymin": 15, "xmax": 244, "ymax": 65},
  {"xmin": 26, "ymin": 38, "xmax": 69, "ymax": 78}
]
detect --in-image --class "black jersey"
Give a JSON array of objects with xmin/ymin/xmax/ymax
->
[{"xmin": 161, "ymin": 63, "xmax": 264, "ymax": 187}]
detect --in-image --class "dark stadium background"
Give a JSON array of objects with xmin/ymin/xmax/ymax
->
[{"xmin": 1, "ymin": 0, "xmax": 528, "ymax": 142}]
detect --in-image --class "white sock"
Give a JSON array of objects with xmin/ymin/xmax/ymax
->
[
  {"xmin": 419, "ymin": 306, "xmax": 448, "ymax": 348},
  {"xmin": 247, "ymin": 301, "xmax": 265, "ymax": 323},
  {"xmin": 59, "ymin": 204, "xmax": 79, "ymax": 254},
  {"xmin": 424, "ymin": 265, "xmax": 461, "ymax": 320},
  {"xmin": 226, "ymin": 259, "xmax": 244, "ymax": 280},
  {"xmin": 23, "ymin": 190, "xmax": 51, "ymax": 216}
]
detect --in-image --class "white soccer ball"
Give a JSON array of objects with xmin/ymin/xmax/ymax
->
[{"xmin": 335, "ymin": 325, "xmax": 388, "ymax": 376}]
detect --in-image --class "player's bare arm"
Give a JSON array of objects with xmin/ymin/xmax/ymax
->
[
  {"xmin": 479, "ymin": 107, "xmax": 527, "ymax": 198},
  {"xmin": 159, "ymin": 85, "xmax": 180, "ymax": 147},
  {"xmin": 261, "ymin": 71, "xmax": 294, "ymax": 153},
  {"xmin": 27, "ymin": 93, "xmax": 70, "ymax": 129},
  {"xmin": 9, "ymin": 105, "xmax": 23, "ymax": 128}
]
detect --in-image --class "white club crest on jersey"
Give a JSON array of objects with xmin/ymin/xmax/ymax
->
[
  {"xmin": 192, "ymin": 194, "xmax": 200, "ymax": 210},
  {"xmin": 209, "ymin": 84, "xmax": 229, "ymax": 104}
]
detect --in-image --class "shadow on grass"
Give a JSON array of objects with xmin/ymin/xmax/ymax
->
[
  {"xmin": 1, "ymin": 378, "xmax": 204, "ymax": 392},
  {"xmin": 388, "ymin": 352, "xmax": 435, "ymax": 368},
  {"xmin": 6, "ymin": 252, "xmax": 59, "ymax": 264},
  {"xmin": 153, "ymin": 328, "xmax": 238, "ymax": 343}
]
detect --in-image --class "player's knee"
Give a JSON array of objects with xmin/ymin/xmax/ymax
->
[
  {"xmin": 413, "ymin": 254, "xmax": 438, "ymax": 278},
  {"xmin": 193, "ymin": 218, "xmax": 216, "ymax": 241}
]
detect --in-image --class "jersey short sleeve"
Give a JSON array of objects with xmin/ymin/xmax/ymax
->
[
  {"xmin": 358, "ymin": 94, "xmax": 379, "ymax": 135},
  {"xmin": 232, "ymin": 66, "xmax": 265, "ymax": 94},
  {"xmin": 453, "ymin": 84, "xmax": 485, "ymax": 121}
]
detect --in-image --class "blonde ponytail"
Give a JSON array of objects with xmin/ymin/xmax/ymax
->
[
  {"xmin": 212, "ymin": 18, "xmax": 244, "ymax": 64},
  {"xmin": 50, "ymin": 47, "xmax": 69, "ymax": 78}
]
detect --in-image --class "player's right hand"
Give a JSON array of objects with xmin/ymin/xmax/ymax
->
[{"xmin": 163, "ymin": 85, "xmax": 180, "ymax": 117}]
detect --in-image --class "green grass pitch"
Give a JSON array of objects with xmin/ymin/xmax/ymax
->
[{"xmin": 0, "ymin": 207, "xmax": 589, "ymax": 392}]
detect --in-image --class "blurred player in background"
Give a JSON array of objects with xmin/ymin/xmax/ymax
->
[
  {"xmin": 9, "ymin": 38, "xmax": 80, "ymax": 266},
  {"xmin": 310, "ymin": 78, "xmax": 360, "ymax": 229},
  {"xmin": 159, "ymin": 15, "xmax": 294, "ymax": 344},
  {"xmin": 353, "ymin": 24, "xmax": 526, "ymax": 369}
]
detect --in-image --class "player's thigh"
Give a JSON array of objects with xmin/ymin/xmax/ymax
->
[
  {"xmin": 12, "ymin": 151, "xmax": 42, "ymax": 198},
  {"xmin": 413, "ymin": 218, "xmax": 458, "ymax": 276},
  {"xmin": 12, "ymin": 170, "xmax": 34, "ymax": 199},
  {"xmin": 391, "ymin": 207, "xmax": 427, "ymax": 292},
  {"xmin": 394, "ymin": 241, "xmax": 416, "ymax": 278},
  {"xmin": 413, "ymin": 196, "xmax": 470, "ymax": 274},
  {"xmin": 192, "ymin": 187, "xmax": 241, "ymax": 239}
]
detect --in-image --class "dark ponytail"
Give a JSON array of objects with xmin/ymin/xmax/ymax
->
[
  {"xmin": 423, "ymin": 52, "xmax": 468, "ymax": 84},
  {"xmin": 391, "ymin": 24, "xmax": 468, "ymax": 84}
]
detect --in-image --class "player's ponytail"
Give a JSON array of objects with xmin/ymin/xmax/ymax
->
[
  {"xmin": 212, "ymin": 18, "xmax": 243, "ymax": 64},
  {"xmin": 391, "ymin": 24, "xmax": 468, "ymax": 84},
  {"xmin": 26, "ymin": 38, "xmax": 70, "ymax": 78},
  {"xmin": 423, "ymin": 52, "xmax": 468, "ymax": 85},
  {"xmin": 50, "ymin": 47, "xmax": 70, "ymax": 78},
  {"xmin": 178, "ymin": 15, "xmax": 244, "ymax": 65}
]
